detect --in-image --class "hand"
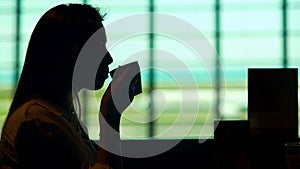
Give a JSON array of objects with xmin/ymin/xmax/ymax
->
[
  {"xmin": 100, "ymin": 65, "xmax": 135, "ymax": 131},
  {"xmin": 97, "ymin": 63, "xmax": 139, "ymax": 167}
]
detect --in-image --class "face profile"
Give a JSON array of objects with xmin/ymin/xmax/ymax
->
[
  {"xmin": 92, "ymin": 28, "xmax": 113, "ymax": 91},
  {"xmin": 94, "ymin": 48, "xmax": 113, "ymax": 90},
  {"xmin": 72, "ymin": 27, "xmax": 113, "ymax": 91}
]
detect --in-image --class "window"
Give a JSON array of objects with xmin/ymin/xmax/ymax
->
[{"xmin": 0, "ymin": 0, "xmax": 299, "ymax": 140}]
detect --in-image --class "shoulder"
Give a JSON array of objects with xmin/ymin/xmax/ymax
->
[
  {"xmin": 14, "ymin": 121, "xmax": 88, "ymax": 169},
  {"xmin": 11, "ymin": 100, "xmax": 89, "ymax": 168},
  {"xmin": 10, "ymin": 98, "xmax": 76, "ymax": 140},
  {"xmin": 1, "ymin": 99, "xmax": 70, "ymax": 149},
  {"xmin": 7, "ymin": 99, "xmax": 62, "ymax": 125},
  {"xmin": 1, "ymin": 99, "xmax": 63, "ymax": 142},
  {"xmin": 0, "ymin": 99, "xmax": 78, "ymax": 168}
]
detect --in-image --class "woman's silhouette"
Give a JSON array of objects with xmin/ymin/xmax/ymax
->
[{"xmin": 0, "ymin": 3, "xmax": 133, "ymax": 169}]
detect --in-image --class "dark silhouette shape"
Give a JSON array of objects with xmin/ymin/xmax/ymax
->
[
  {"xmin": 248, "ymin": 68, "xmax": 298, "ymax": 169},
  {"xmin": 0, "ymin": 3, "xmax": 139, "ymax": 169}
]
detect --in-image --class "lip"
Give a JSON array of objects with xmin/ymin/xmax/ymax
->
[
  {"xmin": 106, "ymin": 68, "xmax": 110, "ymax": 78},
  {"xmin": 105, "ymin": 70, "xmax": 109, "ymax": 77},
  {"xmin": 109, "ymin": 69, "xmax": 116, "ymax": 78}
]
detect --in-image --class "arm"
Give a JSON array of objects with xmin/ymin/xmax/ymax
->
[
  {"xmin": 96, "ymin": 84, "xmax": 126, "ymax": 169},
  {"xmin": 97, "ymin": 85, "xmax": 121, "ymax": 162},
  {"xmin": 96, "ymin": 65, "xmax": 137, "ymax": 168}
]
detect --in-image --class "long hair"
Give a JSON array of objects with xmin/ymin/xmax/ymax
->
[{"xmin": 7, "ymin": 3, "xmax": 106, "ymax": 117}]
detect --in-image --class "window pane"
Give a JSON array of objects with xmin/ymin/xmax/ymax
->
[
  {"xmin": 0, "ymin": 42, "xmax": 14, "ymax": 87},
  {"xmin": 222, "ymin": 37, "xmax": 281, "ymax": 67},
  {"xmin": 222, "ymin": 11, "xmax": 281, "ymax": 32},
  {"xmin": 221, "ymin": 2, "xmax": 283, "ymax": 122},
  {"xmin": 156, "ymin": 1, "xmax": 214, "ymax": 44},
  {"xmin": 289, "ymin": 37, "xmax": 300, "ymax": 67},
  {"xmin": 289, "ymin": 9, "xmax": 300, "ymax": 32},
  {"xmin": 0, "ymin": 1, "xmax": 15, "ymax": 126}
]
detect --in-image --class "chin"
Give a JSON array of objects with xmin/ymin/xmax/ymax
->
[{"xmin": 94, "ymin": 80, "xmax": 105, "ymax": 90}]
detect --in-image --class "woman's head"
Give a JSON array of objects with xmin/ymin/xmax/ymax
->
[
  {"xmin": 25, "ymin": 3, "xmax": 107, "ymax": 83},
  {"xmin": 11, "ymin": 3, "xmax": 112, "ymax": 112}
]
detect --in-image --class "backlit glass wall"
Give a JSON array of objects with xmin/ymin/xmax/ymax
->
[{"xmin": 0, "ymin": 0, "xmax": 299, "ymax": 140}]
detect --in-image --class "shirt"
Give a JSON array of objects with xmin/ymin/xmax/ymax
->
[{"xmin": 0, "ymin": 98, "xmax": 110, "ymax": 169}]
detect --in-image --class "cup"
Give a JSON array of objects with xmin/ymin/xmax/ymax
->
[{"xmin": 110, "ymin": 61, "xmax": 142, "ymax": 97}]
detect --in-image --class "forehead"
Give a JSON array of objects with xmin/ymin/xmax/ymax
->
[{"xmin": 97, "ymin": 27, "xmax": 107, "ymax": 42}]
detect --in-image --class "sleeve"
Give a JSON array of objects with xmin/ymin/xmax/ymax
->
[{"xmin": 14, "ymin": 119, "xmax": 87, "ymax": 169}]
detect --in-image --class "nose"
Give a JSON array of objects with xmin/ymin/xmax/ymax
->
[{"xmin": 105, "ymin": 52, "xmax": 113, "ymax": 65}]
